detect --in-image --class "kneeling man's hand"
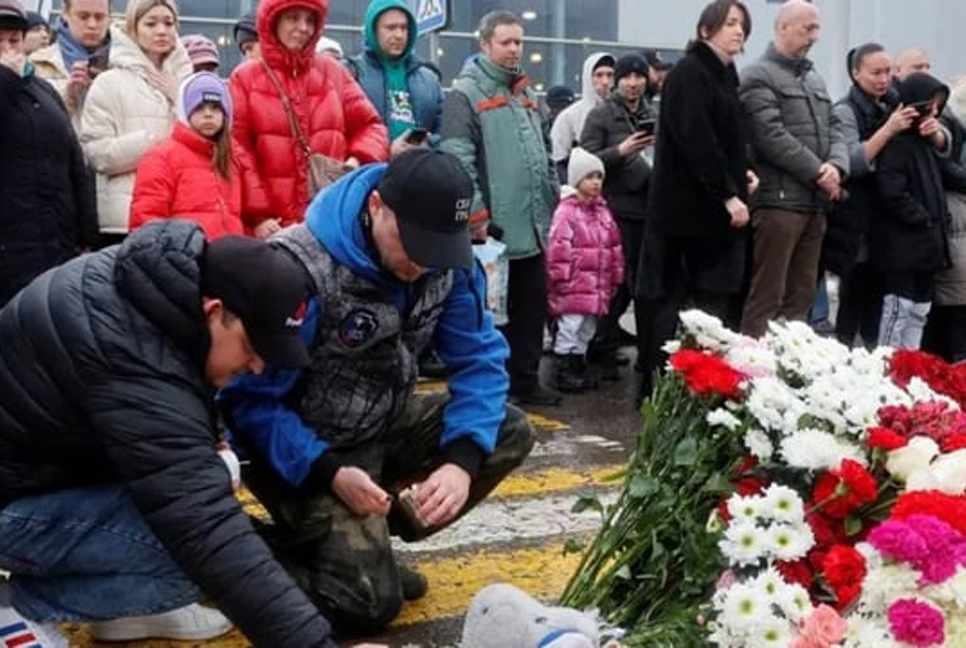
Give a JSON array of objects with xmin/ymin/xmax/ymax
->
[
  {"xmin": 332, "ymin": 466, "xmax": 392, "ymax": 516},
  {"xmin": 416, "ymin": 463, "xmax": 471, "ymax": 527}
]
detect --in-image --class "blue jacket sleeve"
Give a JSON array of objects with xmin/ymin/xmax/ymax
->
[
  {"xmin": 219, "ymin": 299, "xmax": 327, "ymax": 487},
  {"xmin": 432, "ymin": 263, "xmax": 510, "ymax": 459}
]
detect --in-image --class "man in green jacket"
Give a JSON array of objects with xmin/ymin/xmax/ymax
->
[{"xmin": 441, "ymin": 10, "xmax": 559, "ymax": 406}]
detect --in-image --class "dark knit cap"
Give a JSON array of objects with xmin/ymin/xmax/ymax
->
[
  {"xmin": 613, "ymin": 53, "xmax": 648, "ymax": 84},
  {"xmin": 25, "ymin": 10, "xmax": 46, "ymax": 30},
  {"xmin": 0, "ymin": 0, "xmax": 27, "ymax": 31},
  {"xmin": 233, "ymin": 11, "xmax": 257, "ymax": 52},
  {"xmin": 545, "ymin": 85, "xmax": 576, "ymax": 110}
]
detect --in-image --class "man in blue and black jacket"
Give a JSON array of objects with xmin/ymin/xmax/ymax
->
[{"xmin": 220, "ymin": 148, "xmax": 534, "ymax": 637}]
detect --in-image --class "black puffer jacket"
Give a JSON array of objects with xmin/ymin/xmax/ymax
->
[
  {"xmin": 0, "ymin": 221, "xmax": 334, "ymax": 647},
  {"xmin": 0, "ymin": 66, "xmax": 97, "ymax": 306}
]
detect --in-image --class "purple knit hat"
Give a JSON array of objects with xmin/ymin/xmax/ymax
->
[{"xmin": 177, "ymin": 71, "xmax": 233, "ymax": 126}]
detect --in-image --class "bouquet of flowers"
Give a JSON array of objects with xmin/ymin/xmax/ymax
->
[{"xmin": 561, "ymin": 311, "xmax": 966, "ymax": 647}]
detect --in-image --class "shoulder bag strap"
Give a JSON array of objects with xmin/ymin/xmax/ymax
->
[{"xmin": 259, "ymin": 58, "xmax": 312, "ymax": 157}]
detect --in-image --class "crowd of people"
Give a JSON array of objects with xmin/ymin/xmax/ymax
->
[{"xmin": 2, "ymin": 0, "xmax": 966, "ymax": 645}]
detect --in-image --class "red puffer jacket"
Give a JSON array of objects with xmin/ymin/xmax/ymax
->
[
  {"xmin": 130, "ymin": 123, "xmax": 273, "ymax": 240},
  {"xmin": 547, "ymin": 194, "xmax": 625, "ymax": 317},
  {"xmin": 230, "ymin": 0, "xmax": 389, "ymax": 226}
]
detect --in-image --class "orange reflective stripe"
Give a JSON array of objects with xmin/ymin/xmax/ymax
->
[{"xmin": 475, "ymin": 96, "xmax": 510, "ymax": 113}]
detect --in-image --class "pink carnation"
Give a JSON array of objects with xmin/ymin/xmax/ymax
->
[
  {"xmin": 870, "ymin": 516, "xmax": 966, "ymax": 585},
  {"xmin": 888, "ymin": 599, "xmax": 945, "ymax": 647},
  {"xmin": 869, "ymin": 519, "xmax": 930, "ymax": 566},
  {"xmin": 792, "ymin": 605, "xmax": 847, "ymax": 648}
]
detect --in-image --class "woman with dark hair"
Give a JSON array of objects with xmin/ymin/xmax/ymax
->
[
  {"xmin": 636, "ymin": 0, "xmax": 756, "ymax": 403},
  {"xmin": 0, "ymin": 0, "xmax": 97, "ymax": 306},
  {"xmin": 827, "ymin": 43, "xmax": 917, "ymax": 348}
]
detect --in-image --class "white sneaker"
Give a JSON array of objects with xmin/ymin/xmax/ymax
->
[
  {"xmin": 91, "ymin": 603, "xmax": 232, "ymax": 642},
  {"xmin": 0, "ymin": 605, "xmax": 68, "ymax": 648}
]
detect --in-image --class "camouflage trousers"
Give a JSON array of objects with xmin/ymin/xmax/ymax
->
[{"xmin": 241, "ymin": 392, "xmax": 535, "ymax": 636}]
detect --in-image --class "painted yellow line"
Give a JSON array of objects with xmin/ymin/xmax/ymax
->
[
  {"xmin": 526, "ymin": 412, "xmax": 571, "ymax": 433},
  {"xmin": 394, "ymin": 542, "xmax": 584, "ymax": 626},
  {"xmin": 492, "ymin": 465, "xmax": 623, "ymax": 499}
]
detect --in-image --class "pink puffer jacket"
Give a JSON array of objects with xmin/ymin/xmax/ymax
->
[{"xmin": 547, "ymin": 194, "xmax": 624, "ymax": 317}]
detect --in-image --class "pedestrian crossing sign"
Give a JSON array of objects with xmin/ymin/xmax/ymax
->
[{"xmin": 412, "ymin": 0, "xmax": 448, "ymax": 36}]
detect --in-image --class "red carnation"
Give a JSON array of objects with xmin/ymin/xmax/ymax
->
[
  {"xmin": 776, "ymin": 559, "xmax": 813, "ymax": 590},
  {"xmin": 669, "ymin": 350, "xmax": 746, "ymax": 401},
  {"xmin": 942, "ymin": 432, "xmax": 966, "ymax": 453},
  {"xmin": 867, "ymin": 427, "xmax": 908, "ymax": 451},
  {"xmin": 823, "ymin": 545, "xmax": 867, "ymax": 611},
  {"xmin": 812, "ymin": 460, "xmax": 878, "ymax": 519},
  {"xmin": 892, "ymin": 491, "xmax": 966, "ymax": 537}
]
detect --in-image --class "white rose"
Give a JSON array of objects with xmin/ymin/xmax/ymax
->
[
  {"xmin": 929, "ymin": 449, "xmax": 966, "ymax": 495},
  {"xmin": 886, "ymin": 436, "xmax": 939, "ymax": 481}
]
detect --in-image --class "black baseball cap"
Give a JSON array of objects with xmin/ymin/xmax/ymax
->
[
  {"xmin": 202, "ymin": 237, "xmax": 311, "ymax": 368},
  {"xmin": 376, "ymin": 149, "xmax": 474, "ymax": 270}
]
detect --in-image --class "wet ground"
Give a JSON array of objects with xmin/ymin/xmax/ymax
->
[{"xmin": 62, "ymin": 338, "xmax": 644, "ymax": 648}]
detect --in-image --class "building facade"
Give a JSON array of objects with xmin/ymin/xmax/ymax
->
[{"xmin": 41, "ymin": 0, "xmax": 966, "ymax": 98}]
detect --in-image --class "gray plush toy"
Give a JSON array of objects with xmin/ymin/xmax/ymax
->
[{"xmin": 460, "ymin": 584, "xmax": 600, "ymax": 648}]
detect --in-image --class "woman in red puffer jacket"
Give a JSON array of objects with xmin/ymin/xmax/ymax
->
[
  {"xmin": 230, "ymin": 0, "xmax": 389, "ymax": 230},
  {"xmin": 130, "ymin": 72, "xmax": 273, "ymax": 240}
]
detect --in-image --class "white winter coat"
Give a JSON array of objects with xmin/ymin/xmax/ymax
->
[{"xmin": 79, "ymin": 25, "xmax": 191, "ymax": 235}]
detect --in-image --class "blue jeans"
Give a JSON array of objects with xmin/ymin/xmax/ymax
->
[{"xmin": 0, "ymin": 484, "xmax": 201, "ymax": 622}]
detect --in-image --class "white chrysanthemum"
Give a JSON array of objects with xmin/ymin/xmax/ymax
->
[
  {"xmin": 761, "ymin": 484, "xmax": 805, "ymax": 524},
  {"xmin": 843, "ymin": 615, "xmax": 901, "ymax": 648},
  {"xmin": 662, "ymin": 339, "xmax": 681, "ymax": 355},
  {"xmin": 707, "ymin": 408, "xmax": 743, "ymax": 431},
  {"xmin": 726, "ymin": 494, "xmax": 762, "ymax": 522},
  {"xmin": 743, "ymin": 428, "xmax": 774, "ymax": 461},
  {"xmin": 775, "ymin": 581, "xmax": 812, "ymax": 623},
  {"xmin": 719, "ymin": 520, "xmax": 765, "ymax": 567},
  {"xmin": 922, "ymin": 567, "xmax": 966, "ymax": 607},
  {"xmin": 766, "ymin": 522, "xmax": 814, "ymax": 562},
  {"xmin": 857, "ymin": 562, "xmax": 921, "ymax": 613},
  {"xmin": 779, "ymin": 428, "xmax": 866, "ymax": 471},
  {"xmin": 748, "ymin": 617, "xmax": 793, "ymax": 648},
  {"xmin": 719, "ymin": 582, "xmax": 770, "ymax": 634}
]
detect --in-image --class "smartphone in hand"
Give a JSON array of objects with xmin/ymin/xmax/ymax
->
[{"xmin": 405, "ymin": 128, "xmax": 429, "ymax": 145}]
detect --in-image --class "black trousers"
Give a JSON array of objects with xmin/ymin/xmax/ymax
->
[
  {"xmin": 835, "ymin": 262, "xmax": 883, "ymax": 350},
  {"xmin": 592, "ymin": 217, "xmax": 645, "ymax": 354},
  {"xmin": 922, "ymin": 304, "xmax": 966, "ymax": 363},
  {"xmin": 499, "ymin": 253, "xmax": 549, "ymax": 394},
  {"xmin": 240, "ymin": 392, "xmax": 535, "ymax": 636}
]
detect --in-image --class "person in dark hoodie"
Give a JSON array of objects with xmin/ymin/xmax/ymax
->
[
  {"xmin": 349, "ymin": 0, "xmax": 442, "ymax": 156},
  {"xmin": 874, "ymin": 72, "xmax": 966, "ymax": 349},
  {"xmin": 0, "ymin": 217, "xmax": 382, "ymax": 647},
  {"xmin": 220, "ymin": 149, "xmax": 535, "ymax": 636}
]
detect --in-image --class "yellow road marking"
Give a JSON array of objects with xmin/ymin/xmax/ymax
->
[
  {"xmin": 492, "ymin": 465, "xmax": 623, "ymax": 499},
  {"xmin": 394, "ymin": 542, "xmax": 583, "ymax": 626}
]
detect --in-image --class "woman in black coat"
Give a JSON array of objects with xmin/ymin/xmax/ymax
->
[
  {"xmin": 636, "ymin": 0, "xmax": 755, "ymax": 402},
  {"xmin": 0, "ymin": 6, "xmax": 96, "ymax": 306}
]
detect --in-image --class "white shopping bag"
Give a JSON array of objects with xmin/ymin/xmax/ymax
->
[{"xmin": 473, "ymin": 237, "xmax": 509, "ymax": 326}]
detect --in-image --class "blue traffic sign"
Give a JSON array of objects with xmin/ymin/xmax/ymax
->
[{"xmin": 412, "ymin": 0, "xmax": 448, "ymax": 36}]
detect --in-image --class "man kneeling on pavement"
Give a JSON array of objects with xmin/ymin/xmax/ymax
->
[
  {"xmin": 220, "ymin": 149, "xmax": 536, "ymax": 634},
  {"xmin": 0, "ymin": 220, "xmax": 366, "ymax": 647}
]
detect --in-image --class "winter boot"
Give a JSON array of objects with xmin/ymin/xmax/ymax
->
[
  {"xmin": 555, "ymin": 354, "xmax": 588, "ymax": 393},
  {"xmin": 574, "ymin": 354, "xmax": 599, "ymax": 390}
]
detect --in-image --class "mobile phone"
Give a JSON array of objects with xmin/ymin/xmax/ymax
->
[
  {"xmin": 87, "ymin": 52, "xmax": 108, "ymax": 79},
  {"xmin": 636, "ymin": 118, "xmax": 656, "ymax": 136},
  {"xmin": 406, "ymin": 128, "xmax": 429, "ymax": 144},
  {"xmin": 908, "ymin": 100, "xmax": 933, "ymax": 118}
]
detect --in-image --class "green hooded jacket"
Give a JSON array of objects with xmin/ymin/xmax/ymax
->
[{"xmin": 440, "ymin": 57, "xmax": 558, "ymax": 259}]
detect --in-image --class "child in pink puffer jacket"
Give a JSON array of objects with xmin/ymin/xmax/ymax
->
[{"xmin": 547, "ymin": 147, "xmax": 625, "ymax": 393}]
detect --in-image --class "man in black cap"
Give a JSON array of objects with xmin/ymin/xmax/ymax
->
[
  {"xmin": 580, "ymin": 52, "xmax": 657, "ymax": 381},
  {"xmin": 221, "ymin": 149, "xmax": 535, "ymax": 636},
  {"xmin": 0, "ymin": 220, "xmax": 366, "ymax": 646}
]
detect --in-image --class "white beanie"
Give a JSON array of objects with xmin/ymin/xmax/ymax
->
[
  {"xmin": 460, "ymin": 583, "xmax": 600, "ymax": 648},
  {"xmin": 316, "ymin": 35, "xmax": 343, "ymax": 57},
  {"xmin": 567, "ymin": 147, "xmax": 605, "ymax": 189}
]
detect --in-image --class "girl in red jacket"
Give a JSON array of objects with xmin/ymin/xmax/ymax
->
[
  {"xmin": 130, "ymin": 72, "xmax": 274, "ymax": 240},
  {"xmin": 547, "ymin": 148, "xmax": 625, "ymax": 393}
]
